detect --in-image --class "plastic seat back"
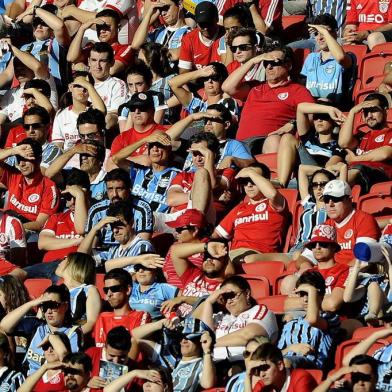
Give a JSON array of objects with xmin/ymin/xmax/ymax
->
[{"xmin": 24, "ymin": 278, "xmax": 52, "ymax": 299}]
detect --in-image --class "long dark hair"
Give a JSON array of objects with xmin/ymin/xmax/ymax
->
[
  {"xmin": 221, "ymin": 275, "xmax": 256, "ymax": 307},
  {"xmin": 308, "ymin": 169, "xmax": 335, "ymax": 202},
  {"xmin": 140, "ymin": 42, "xmax": 173, "ymax": 77},
  {"xmin": 0, "ymin": 275, "xmax": 29, "ymax": 313}
]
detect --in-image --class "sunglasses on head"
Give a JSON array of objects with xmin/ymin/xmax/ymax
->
[
  {"xmin": 175, "ymin": 226, "xmax": 194, "ymax": 233},
  {"xmin": 307, "ymin": 241, "xmax": 332, "ymax": 250},
  {"xmin": 63, "ymin": 367, "xmax": 84, "ymax": 376},
  {"xmin": 311, "ymin": 181, "xmax": 329, "ymax": 189},
  {"xmin": 41, "ymin": 342, "xmax": 53, "ymax": 351},
  {"xmin": 252, "ymin": 364, "xmax": 271, "ymax": 374},
  {"xmin": 158, "ymin": 4, "xmax": 171, "ymax": 12},
  {"xmin": 313, "ymin": 113, "xmax": 331, "ymax": 121},
  {"xmin": 203, "ymin": 116, "xmax": 224, "ymax": 124},
  {"xmin": 323, "ymin": 195, "xmax": 346, "ymax": 204},
  {"xmin": 237, "ymin": 177, "xmax": 255, "ymax": 186},
  {"xmin": 230, "ymin": 44, "xmax": 253, "ymax": 53},
  {"xmin": 41, "ymin": 300, "xmax": 62, "ymax": 312},
  {"xmin": 103, "ymin": 284, "xmax": 126, "ymax": 294},
  {"xmin": 23, "ymin": 122, "xmax": 43, "ymax": 131},
  {"xmin": 263, "ymin": 59, "xmax": 285, "ymax": 68},
  {"xmin": 351, "ymin": 372, "xmax": 373, "ymax": 384}
]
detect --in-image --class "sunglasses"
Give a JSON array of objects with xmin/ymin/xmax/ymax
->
[
  {"xmin": 351, "ymin": 372, "xmax": 373, "ymax": 384},
  {"xmin": 16, "ymin": 155, "xmax": 33, "ymax": 164},
  {"xmin": 252, "ymin": 364, "xmax": 271, "ymax": 374},
  {"xmin": 230, "ymin": 44, "xmax": 253, "ymax": 53},
  {"xmin": 201, "ymin": 75, "xmax": 221, "ymax": 83},
  {"xmin": 311, "ymin": 181, "xmax": 329, "ymax": 189},
  {"xmin": 307, "ymin": 241, "xmax": 332, "ymax": 250},
  {"xmin": 33, "ymin": 18, "xmax": 48, "ymax": 28},
  {"xmin": 323, "ymin": 195, "xmax": 346, "ymax": 204},
  {"xmin": 237, "ymin": 177, "xmax": 255, "ymax": 186},
  {"xmin": 23, "ymin": 122, "xmax": 43, "ymax": 131},
  {"xmin": 63, "ymin": 367, "xmax": 84, "ymax": 376},
  {"xmin": 203, "ymin": 117, "xmax": 224, "ymax": 124},
  {"xmin": 148, "ymin": 142, "xmax": 167, "ymax": 149},
  {"xmin": 103, "ymin": 284, "xmax": 126, "ymax": 294},
  {"xmin": 191, "ymin": 151, "xmax": 203, "ymax": 157},
  {"xmin": 41, "ymin": 342, "xmax": 53, "ymax": 351},
  {"xmin": 109, "ymin": 220, "xmax": 126, "ymax": 230},
  {"xmin": 158, "ymin": 4, "xmax": 170, "ymax": 12},
  {"xmin": 263, "ymin": 59, "xmax": 285, "ymax": 68},
  {"xmin": 130, "ymin": 105, "xmax": 151, "ymax": 112},
  {"xmin": 175, "ymin": 226, "xmax": 194, "ymax": 233},
  {"xmin": 62, "ymin": 192, "xmax": 74, "ymax": 201},
  {"xmin": 41, "ymin": 301, "xmax": 62, "ymax": 312},
  {"xmin": 134, "ymin": 264, "xmax": 154, "ymax": 272},
  {"xmin": 96, "ymin": 23, "xmax": 111, "ymax": 32},
  {"xmin": 313, "ymin": 113, "xmax": 331, "ymax": 121},
  {"xmin": 221, "ymin": 291, "xmax": 243, "ymax": 302},
  {"xmin": 363, "ymin": 107, "xmax": 382, "ymax": 116},
  {"xmin": 78, "ymin": 131, "xmax": 101, "ymax": 140}
]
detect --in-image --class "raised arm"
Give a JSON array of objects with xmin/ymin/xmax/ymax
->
[
  {"xmin": 66, "ymin": 20, "xmax": 95, "ymax": 63},
  {"xmin": 23, "ymin": 87, "xmax": 54, "ymax": 117},
  {"xmin": 343, "ymin": 259, "xmax": 365, "ymax": 303},
  {"xmin": 35, "ymin": 6, "xmax": 70, "ymax": 46},
  {"xmin": 339, "ymin": 102, "xmax": 366, "ymax": 149},
  {"xmin": 104, "ymin": 253, "xmax": 165, "ymax": 272}
]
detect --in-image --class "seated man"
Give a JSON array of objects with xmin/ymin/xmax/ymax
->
[
  {"xmin": 79, "ymin": 201, "xmax": 160, "ymax": 271},
  {"xmin": 62, "ymin": 353, "xmax": 93, "ymax": 392},
  {"xmin": 93, "ymin": 268, "xmax": 151, "ymax": 347},
  {"xmin": 0, "ymin": 138, "xmax": 59, "ymax": 239},
  {"xmin": 213, "ymin": 163, "xmax": 288, "ymax": 263},
  {"xmin": 112, "ymin": 132, "xmax": 180, "ymax": 213},
  {"xmin": 339, "ymin": 93, "xmax": 392, "ymax": 193},
  {"xmin": 168, "ymin": 103, "xmax": 254, "ymax": 171},
  {"xmin": 223, "ymin": 42, "xmax": 314, "ymax": 154}
]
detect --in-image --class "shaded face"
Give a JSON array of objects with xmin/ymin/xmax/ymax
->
[
  {"xmin": 231, "ymin": 36, "xmax": 255, "ymax": 64},
  {"xmin": 111, "ymin": 215, "xmax": 132, "ymax": 244},
  {"xmin": 148, "ymin": 143, "xmax": 170, "ymax": 164},
  {"xmin": 310, "ymin": 242, "xmax": 335, "ymax": 262},
  {"xmin": 180, "ymin": 337, "xmax": 200, "ymax": 356},
  {"xmin": 130, "ymin": 107, "xmax": 155, "ymax": 126},
  {"xmin": 159, "ymin": 0, "xmax": 180, "ymax": 26},
  {"xmin": 23, "ymin": 91, "xmax": 42, "ymax": 109},
  {"xmin": 143, "ymin": 377, "xmax": 165, "ymax": 392},
  {"xmin": 362, "ymin": 99, "xmax": 386, "ymax": 130},
  {"xmin": 264, "ymin": 50, "xmax": 289, "ymax": 83},
  {"xmin": 135, "ymin": 266, "xmax": 156, "ymax": 285},
  {"xmin": 97, "ymin": 16, "xmax": 118, "ymax": 43},
  {"xmin": 221, "ymin": 283, "xmax": 250, "ymax": 316},
  {"xmin": 202, "ymin": 256, "xmax": 226, "ymax": 278},
  {"xmin": 107, "ymin": 180, "xmax": 129, "ymax": 203},
  {"xmin": 127, "ymin": 74, "xmax": 148, "ymax": 95},
  {"xmin": 70, "ymin": 82, "xmax": 89, "ymax": 103},
  {"xmin": 313, "ymin": 113, "xmax": 335, "ymax": 134},
  {"xmin": 253, "ymin": 360, "xmax": 284, "ymax": 387},
  {"xmin": 174, "ymin": 226, "xmax": 197, "ymax": 243},
  {"xmin": 314, "ymin": 25, "xmax": 334, "ymax": 50},
  {"xmin": 17, "ymin": 155, "xmax": 38, "ymax": 178},
  {"xmin": 78, "ymin": 123, "xmax": 103, "ymax": 143},
  {"xmin": 325, "ymin": 196, "xmax": 352, "ymax": 222},
  {"xmin": 15, "ymin": 63, "xmax": 34, "ymax": 85},
  {"xmin": 64, "ymin": 185, "xmax": 76, "ymax": 212},
  {"xmin": 105, "ymin": 345, "xmax": 129, "ymax": 364},
  {"xmin": 80, "ymin": 153, "xmax": 100, "ymax": 173},
  {"xmin": 203, "ymin": 109, "xmax": 226, "ymax": 137},
  {"xmin": 23, "ymin": 114, "xmax": 48, "ymax": 144},
  {"xmin": 203, "ymin": 76, "xmax": 222, "ymax": 96},
  {"xmin": 63, "ymin": 363, "xmax": 89, "ymax": 391},
  {"xmin": 190, "ymin": 141, "xmax": 208, "ymax": 169},
  {"xmin": 198, "ymin": 20, "xmax": 218, "ymax": 39},
  {"xmin": 104, "ymin": 278, "xmax": 130, "ymax": 309},
  {"xmin": 88, "ymin": 50, "xmax": 112, "ymax": 80},
  {"xmin": 352, "ymin": 364, "xmax": 376, "ymax": 392},
  {"xmin": 311, "ymin": 173, "xmax": 330, "ymax": 202},
  {"xmin": 33, "ymin": 20, "xmax": 51, "ymax": 41},
  {"xmin": 43, "ymin": 342, "xmax": 60, "ymax": 363},
  {"xmin": 223, "ymin": 16, "xmax": 242, "ymax": 36},
  {"xmin": 41, "ymin": 293, "xmax": 67, "ymax": 327},
  {"xmin": 244, "ymin": 341, "xmax": 262, "ymax": 364}
]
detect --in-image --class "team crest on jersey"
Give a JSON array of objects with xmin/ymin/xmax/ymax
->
[
  {"xmin": 325, "ymin": 65, "xmax": 335, "ymax": 74},
  {"xmin": 325, "ymin": 276, "xmax": 334, "ymax": 287},
  {"xmin": 344, "ymin": 229, "xmax": 353, "ymax": 239},
  {"xmin": 158, "ymin": 177, "xmax": 172, "ymax": 187},
  {"xmin": 255, "ymin": 203, "xmax": 267, "ymax": 212},
  {"xmin": 375, "ymin": 134, "xmax": 385, "ymax": 143},
  {"xmin": 51, "ymin": 374, "xmax": 61, "ymax": 384},
  {"xmin": 278, "ymin": 93, "xmax": 288, "ymax": 101},
  {"xmin": 28, "ymin": 193, "xmax": 40, "ymax": 203},
  {"xmin": 0, "ymin": 233, "xmax": 6, "ymax": 245},
  {"xmin": 379, "ymin": 0, "xmax": 390, "ymax": 13},
  {"xmin": 139, "ymin": 93, "xmax": 147, "ymax": 100}
]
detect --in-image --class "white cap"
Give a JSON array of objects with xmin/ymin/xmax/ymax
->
[{"xmin": 323, "ymin": 180, "xmax": 351, "ymax": 198}]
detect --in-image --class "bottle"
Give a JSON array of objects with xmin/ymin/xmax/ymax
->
[{"xmin": 354, "ymin": 241, "xmax": 392, "ymax": 263}]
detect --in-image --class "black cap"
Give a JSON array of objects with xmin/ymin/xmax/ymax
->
[
  {"xmin": 195, "ymin": 1, "xmax": 218, "ymax": 24},
  {"xmin": 129, "ymin": 91, "xmax": 155, "ymax": 110}
]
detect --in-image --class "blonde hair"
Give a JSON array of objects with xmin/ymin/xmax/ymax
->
[{"xmin": 64, "ymin": 252, "xmax": 96, "ymax": 285}]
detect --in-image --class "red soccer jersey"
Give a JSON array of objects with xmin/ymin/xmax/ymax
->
[
  {"xmin": 169, "ymin": 168, "xmax": 236, "ymax": 212},
  {"xmin": 82, "ymin": 42, "xmax": 133, "ymax": 67},
  {"xmin": 4, "ymin": 124, "xmax": 27, "ymax": 148},
  {"xmin": 178, "ymin": 28, "xmax": 223, "ymax": 71},
  {"xmin": 346, "ymin": 0, "xmax": 392, "ymax": 31},
  {"xmin": 110, "ymin": 124, "xmax": 168, "ymax": 156},
  {"xmin": 325, "ymin": 210, "xmax": 381, "ymax": 265},
  {"xmin": 1, "ymin": 168, "xmax": 59, "ymax": 222},
  {"xmin": 41, "ymin": 210, "xmax": 82, "ymax": 263},
  {"xmin": 94, "ymin": 310, "xmax": 151, "ymax": 347},
  {"xmin": 33, "ymin": 372, "xmax": 66, "ymax": 392},
  {"xmin": 215, "ymin": 198, "xmax": 288, "ymax": 253},
  {"xmin": 314, "ymin": 263, "xmax": 349, "ymax": 294},
  {"xmin": 352, "ymin": 128, "xmax": 392, "ymax": 178},
  {"xmin": 259, "ymin": 0, "xmax": 283, "ymax": 33},
  {"xmin": 237, "ymin": 81, "xmax": 314, "ymax": 140}
]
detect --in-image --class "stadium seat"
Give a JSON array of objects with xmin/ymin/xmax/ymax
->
[
  {"xmin": 290, "ymin": 201, "xmax": 304, "ymax": 248},
  {"xmin": 282, "ymin": 15, "xmax": 307, "ymax": 42},
  {"xmin": 274, "ymin": 271, "xmax": 295, "ymax": 295},
  {"xmin": 242, "ymin": 261, "xmax": 285, "ymax": 292},
  {"xmin": 306, "ymin": 369, "xmax": 323, "ymax": 384},
  {"xmin": 359, "ymin": 52, "xmax": 392, "ymax": 87},
  {"xmin": 371, "ymin": 42, "xmax": 392, "ymax": 53},
  {"xmin": 370, "ymin": 181, "xmax": 392, "ymax": 195},
  {"xmin": 357, "ymin": 193, "xmax": 392, "ymax": 219},
  {"xmin": 279, "ymin": 189, "xmax": 299, "ymax": 215},
  {"xmin": 255, "ymin": 153, "xmax": 278, "ymax": 178},
  {"xmin": 257, "ymin": 295, "xmax": 287, "ymax": 314},
  {"xmin": 354, "ymin": 82, "xmax": 384, "ymax": 104},
  {"xmin": 239, "ymin": 274, "xmax": 270, "ymax": 298},
  {"xmin": 96, "ymin": 273, "xmax": 106, "ymax": 299},
  {"xmin": 351, "ymin": 185, "xmax": 361, "ymax": 204},
  {"xmin": 292, "ymin": 48, "xmax": 310, "ymax": 79},
  {"xmin": 352, "ymin": 327, "xmax": 387, "ymax": 340},
  {"xmin": 343, "ymin": 45, "xmax": 368, "ymax": 73},
  {"xmin": 24, "ymin": 278, "xmax": 52, "ymax": 299}
]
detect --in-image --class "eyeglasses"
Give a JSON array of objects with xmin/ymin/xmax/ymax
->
[
  {"xmin": 313, "ymin": 113, "xmax": 331, "ymax": 121},
  {"xmin": 229, "ymin": 44, "xmax": 253, "ymax": 53},
  {"xmin": 311, "ymin": 181, "xmax": 329, "ymax": 189},
  {"xmin": 221, "ymin": 291, "xmax": 243, "ymax": 302},
  {"xmin": 203, "ymin": 117, "xmax": 224, "ymax": 124},
  {"xmin": 41, "ymin": 342, "xmax": 53, "ymax": 351},
  {"xmin": 158, "ymin": 4, "xmax": 170, "ymax": 12},
  {"xmin": 175, "ymin": 226, "xmax": 194, "ymax": 233},
  {"xmin": 78, "ymin": 131, "xmax": 101, "ymax": 140},
  {"xmin": 307, "ymin": 241, "xmax": 332, "ymax": 250},
  {"xmin": 263, "ymin": 59, "xmax": 285, "ymax": 68},
  {"xmin": 351, "ymin": 372, "xmax": 373, "ymax": 384},
  {"xmin": 237, "ymin": 177, "xmax": 255, "ymax": 186},
  {"xmin": 323, "ymin": 195, "xmax": 346, "ymax": 204},
  {"xmin": 23, "ymin": 122, "xmax": 44, "ymax": 131},
  {"xmin": 103, "ymin": 284, "xmax": 126, "ymax": 294},
  {"xmin": 252, "ymin": 364, "xmax": 271, "ymax": 374},
  {"xmin": 63, "ymin": 367, "xmax": 84, "ymax": 376},
  {"xmin": 41, "ymin": 301, "xmax": 62, "ymax": 312}
]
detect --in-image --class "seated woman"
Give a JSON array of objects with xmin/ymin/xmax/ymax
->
[
  {"xmin": 0, "ymin": 284, "xmax": 83, "ymax": 375},
  {"xmin": 130, "ymin": 264, "xmax": 179, "ymax": 320},
  {"xmin": 55, "ymin": 252, "xmax": 102, "ymax": 334},
  {"xmin": 18, "ymin": 332, "xmax": 71, "ymax": 392},
  {"xmin": 193, "ymin": 275, "xmax": 278, "ymax": 377}
]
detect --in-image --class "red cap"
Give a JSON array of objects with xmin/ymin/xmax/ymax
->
[
  {"xmin": 166, "ymin": 209, "xmax": 206, "ymax": 229},
  {"xmin": 305, "ymin": 224, "xmax": 341, "ymax": 250}
]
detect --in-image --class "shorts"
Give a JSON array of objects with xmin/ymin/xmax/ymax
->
[
  {"xmin": 229, "ymin": 248, "xmax": 263, "ymax": 263},
  {"xmin": 349, "ymin": 164, "xmax": 389, "ymax": 193}
]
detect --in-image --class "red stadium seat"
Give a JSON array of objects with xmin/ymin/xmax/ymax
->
[
  {"xmin": 24, "ymin": 278, "xmax": 52, "ymax": 299},
  {"xmin": 95, "ymin": 273, "xmax": 106, "ymax": 299},
  {"xmin": 279, "ymin": 189, "xmax": 299, "ymax": 215},
  {"xmin": 282, "ymin": 15, "xmax": 307, "ymax": 42},
  {"xmin": 239, "ymin": 274, "xmax": 270, "ymax": 298},
  {"xmin": 371, "ymin": 42, "xmax": 392, "ymax": 53},
  {"xmin": 306, "ymin": 369, "xmax": 323, "ymax": 384},
  {"xmin": 360, "ymin": 52, "xmax": 392, "ymax": 86},
  {"xmin": 351, "ymin": 185, "xmax": 361, "ymax": 204},
  {"xmin": 370, "ymin": 181, "xmax": 392, "ymax": 195},
  {"xmin": 243, "ymin": 261, "xmax": 285, "ymax": 292},
  {"xmin": 257, "ymin": 295, "xmax": 288, "ymax": 314},
  {"xmin": 352, "ymin": 327, "xmax": 388, "ymax": 340},
  {"xmin": 358, "ymin": 193, "xmax": 392, "ymax": 219},
  {"xmin": 282, "ymin": 15, "xmax": 306, "ymax": 30},
  {"xmin": 255, "ymin": 153, "xmax": 278, "ymax": 177},
  {"xmin": 343, "ymin": 44, "xmax": 368, "ymax": 71}
]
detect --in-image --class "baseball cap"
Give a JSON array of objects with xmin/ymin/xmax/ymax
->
[
  {"xmin": 129, "ymin": 91, "xmax": 155, "ymax": 111},
  {"xmin": 166, "ymin": 209, "xmax": 206, "ymax": 229},
  {"xmin": 323, "ymin": 180, "xmax": 352, "ymax": 198},
  {"xmin": 195, "ymin": 1, "xmax": 218, "ymax": 24},
  {"xmin": 305, "ymin": 224, "xmax": 341, "ymax": 250}
]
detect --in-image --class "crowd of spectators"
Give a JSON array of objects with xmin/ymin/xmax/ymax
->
[{"xmin": 0, "ymin": 0, "xmax": 391, "ymax": 391}]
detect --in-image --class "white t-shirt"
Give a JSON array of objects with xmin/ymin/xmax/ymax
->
[
  {"xmin": 52, "ymin": 106, "xmax": 79, "ymax": 151},
  {"xmin": 213, "ymin": 304, "xmax": 278, "ymax": 362},
  {"xmin": 94, "ymin": 76, "xmax": 127, "ymax": 113}
]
